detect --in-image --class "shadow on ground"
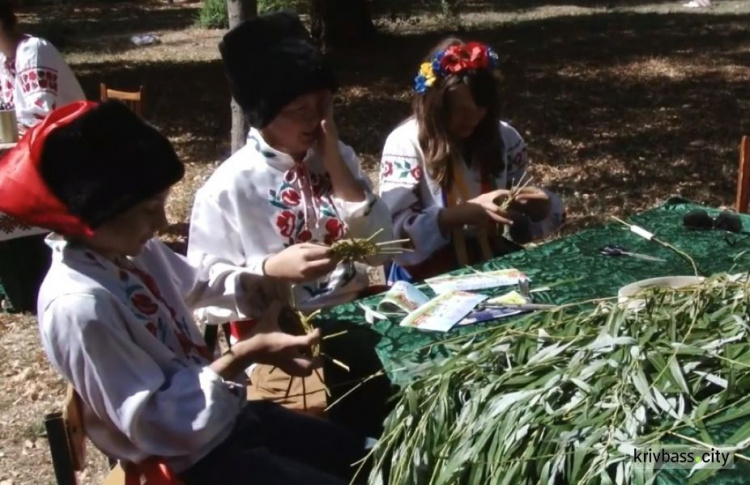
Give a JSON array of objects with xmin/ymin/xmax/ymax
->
[{"xmin": 34, "ymin": 4, "xmax": 750, "ymax": 217}]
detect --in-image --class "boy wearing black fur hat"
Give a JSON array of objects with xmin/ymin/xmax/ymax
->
[
  {"xmin": 0, "ymin": 100, "xmax": 372, "ymax": 484},
  {"xmin": 187, "ymin": 12, "xmax": 394, "ymax": 413}
]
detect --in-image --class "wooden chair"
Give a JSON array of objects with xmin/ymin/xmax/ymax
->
[
  {"xmin": 735, "ymin": 136, "xmax": 750, "ymax": 213},
  {"xmin": 100, "ymin": 84, "xmax": 145, "ymax": 117},
  {"xmin": 44, "ymin": 323, "xmax": 231, "ymax": 485},
  {"xmin": 44, "ymin": 384, "xmax": 126, "ymax": 485}
]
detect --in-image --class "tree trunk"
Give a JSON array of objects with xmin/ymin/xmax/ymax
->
[
  {"xmin": 226, "ymin": 0, "xmax": 257, "ymax": 154},
  {"xmin": 310, "ymin": 0, "xmax": 375, "ymax": 51}
]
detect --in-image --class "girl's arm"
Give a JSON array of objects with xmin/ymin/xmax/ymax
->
[
  {"xmin": 14, "ymin": 39, "xmax": 78, "ymax": 129},
  {"xmin": 502, "ymin": 122, "xmax": 565, "ymax": 238},
  {"xmin": 379, "ymin": 132, "xmax": 450, "ymax": 266}
]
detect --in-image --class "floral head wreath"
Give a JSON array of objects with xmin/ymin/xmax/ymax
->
[{"xmin": 414, "ymin": 41, "xmax": 500, "ymax": 94}]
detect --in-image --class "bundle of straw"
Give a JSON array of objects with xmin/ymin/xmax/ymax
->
[
  {"xmin": 327, "ymin": 228, "xmax": 412, "ymax": 263},
  {"xmin": 275, "ymin": 307, "xmax": 349, "ymax": 409},
  {"xmin": 495, "ymin": 172, "xmax": 535, "ymax": 213},
  {"xmin": 366, "ymin": 274, "xmax": 750, "ymax": 484}
]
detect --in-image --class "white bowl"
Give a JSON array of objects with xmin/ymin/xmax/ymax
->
[{"xmin": 618, "ymin": 276, "xmax": 705, "ymax": 308}]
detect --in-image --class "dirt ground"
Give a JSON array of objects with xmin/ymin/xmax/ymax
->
[{"xmin": 0, "ymin": 0, "xmax": 748, "ymax": 482}]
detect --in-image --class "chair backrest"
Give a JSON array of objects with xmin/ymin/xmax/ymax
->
[
  {"xmin": 44, "ymin": 383, "xmax": 181, "ymax": 485},
  {"xmin": 735, "ymin": 136, "xmax": 750, "ymax": 213},
  {"xmin": 100, "ymin": 84, "xmax": 145, "ymax": 117},
  {"xmin": 44, "ymin": 384, "xmax": 87, "ymax": 485}
]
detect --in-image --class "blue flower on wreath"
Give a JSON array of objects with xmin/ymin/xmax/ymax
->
[
  {"xmin": 431, "ymin": 52, "xmax": 446, "ymax": 76},
  {"xmin": 487, "ymin": 47, "xmax": 500, "ymax": 70}
]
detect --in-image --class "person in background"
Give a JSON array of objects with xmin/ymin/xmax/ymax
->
[
  {"xmin": 0, "ymin": 0, "xmax": 86, "ymax": 314},
  {"xmin": 0, "ymin": 100, "xmax": 372, "ymax": 484},
  {"xmin": 0, "ymin": 1, "xmax": 85, "ymax": 134},
  {"xmin": 379, "ymin": 37, "xmax": 565, "ymax": 283},
  {"xmin": 188, "ymin": 11, "xmax": 394, "ymax": 416}
]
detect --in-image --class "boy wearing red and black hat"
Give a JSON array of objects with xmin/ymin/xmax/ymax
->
[{"xmin": 0, "ymin": 100, "xmax": 372, "ymax": 484}]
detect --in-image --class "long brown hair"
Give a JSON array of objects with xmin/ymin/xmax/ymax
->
[{"xmin": 413, "ymin": 37, "xmax": 503, "ymax": 191}]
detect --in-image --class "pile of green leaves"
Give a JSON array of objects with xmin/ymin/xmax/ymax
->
[{"xmin": 367, "ymin": 274, "xmax": 750, "ymax": 484}]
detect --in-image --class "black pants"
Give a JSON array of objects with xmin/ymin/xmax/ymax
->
[
  {"xmin": 179, "ymin": 400, "xmax": 372, "ymax": 485},
  {"xmin": 0, "ymin": 233, "xmax": 51, "ymax": 313}
]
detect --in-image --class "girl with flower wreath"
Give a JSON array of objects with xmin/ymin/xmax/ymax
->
[
  {"xmin": 379, "ymin": 38, "xmax": 565, "ymax": 282},
  {"xmin": 0, "ymin": 100, "xmax": 372, "ymax": 484},
  {"xmin": 187, "ymin": 13, "xmax": 393, "ymax": 415}
]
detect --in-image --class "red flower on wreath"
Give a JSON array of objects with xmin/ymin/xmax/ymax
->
[
  {"xmin": 440, "ymin": 43, "xmax": 493, "ymax": 74},
  {"xmin": 440, "ymin": 45, "xmax": 471, "ymax": 74},
  {"xmin": 324, "ymin": 218, "xmax": 346, "ymax": 244},
  {"xmin": 465, "ymin": 42, "xmax": 492, "ymax": 69},
  {"xmin": 280, "ymin": 187, "xmax": 302, "ymax": 207},
  {"xmin": 382, "ymin": 161, "xmax": 394, "ymax": 178},
  {"xmin": 410, "ymin": 165, "xmax": 423, "ymax": 181},
  {"xmin": 131, "ymin": 293, "xmax": 158, "ymax": 316},
  {"xmin": 276, "ymin": 210, "xmax": 297, "ymax": 238}
]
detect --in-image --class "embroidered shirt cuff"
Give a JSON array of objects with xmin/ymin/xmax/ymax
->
[{"xmin": 396, "ymin": 206, "xmax": 450, "ymax": 266}]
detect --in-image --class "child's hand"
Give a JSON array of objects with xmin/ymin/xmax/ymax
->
[
  {"xmin": 439, "ymin": 189, "xmax": 514, "ymax": 232},
  {"xmin": 240, "ymin": 302, "xmax": 322, "ymax": 377},
  {"xmin": 467, "ymin": 189, "xmax": 515, "ymax": 225},
  {"xmin": 317, "ymin": 92, "xmax": 340, "ymax": 159},
  {"xmin": 511, "ymin": 187, "xmax": 551, "ymax": 222},
  {"xmin": 263, "ymin": 243, "xmax": 340, "ymax": 283}
]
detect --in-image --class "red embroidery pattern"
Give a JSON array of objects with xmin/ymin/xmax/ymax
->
[
  {"xmin": 410, "ymin": 165, "xmax": 423, "ymax": 181},
  {"xmin": 382, "ymin": 156, "xmax": 423, "ymax": 184},
  {"xmin": 0, "ymin": 214, "xmax": 31, "ymax": 234},
  {"xmin": 275, "ymin": 210, "xmax": 297, "ymax": 238},
  {"xmin": 18, "ymin": 67, "xmax": 58, "ymax": 95},
  {"xmin": 279, "ymin": 187, "xmax": 301, "ymax": 207},
  {"xmin": 324, "ymin": 218, "xmax": 346, "ymax": 245},
  {"xmin": 131, "ymin": 293, "xmax": 158, "ymax": 316},
  {"xmin": 127, "ymin": 266, "xmax": 213, "ymax": 362},
  {"xmin": 382, "ymin": 161, "xmax": 393, "ymax": 178}
]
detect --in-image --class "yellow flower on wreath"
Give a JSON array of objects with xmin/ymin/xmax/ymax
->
[{"xmin": 419, "ymin": 62, "xmax": 436, "ymax": 87}]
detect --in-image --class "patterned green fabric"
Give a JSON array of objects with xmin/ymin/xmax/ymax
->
[{"xmin": 318, "ymin": 198, "xmax": 750, "ymax": 484}]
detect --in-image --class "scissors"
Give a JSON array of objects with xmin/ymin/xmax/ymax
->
[{"xmin": 600, "ymin": 245, "xmax": 666, "ymax": 262}]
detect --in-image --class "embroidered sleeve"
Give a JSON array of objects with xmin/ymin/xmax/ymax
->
[
  {"xmin": 186, "ymin": 191, "xmax": 270, "ymax": 324},
  {"xmin": 39, "ymin": 293, "xmax": 245, "ymax": 458},
  {"xmin": 501, "ymin": 122, "xmax": 530, "ymax": 189},
  {"xmin": 15, "ymin": 39, "xmax": 65, "ymax": 127},
  {"xmin": 379, "ymin": 131, "xmax": 449, "ymax": 266}
]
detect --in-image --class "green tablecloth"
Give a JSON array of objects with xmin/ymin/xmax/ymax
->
[{"xmin": 318, "ymin": 198, "xmax": 750, "ymax": 484}]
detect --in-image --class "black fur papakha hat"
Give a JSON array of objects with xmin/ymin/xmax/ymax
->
[
  {"xmin": 219, "ymin": 11, "xmax": 338, "ymax": 129},
  {"xmin": 38, "ymin": 100, "xmax": 184, "ymax": 231}
]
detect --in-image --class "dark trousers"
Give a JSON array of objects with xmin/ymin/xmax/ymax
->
[
  {"xmin": 0, "ymin": 233, "xmax": 51, "ymax": 313},
  {"xmin": 179, "ymin": 400, "xmax": 372, "ymax": 485}
]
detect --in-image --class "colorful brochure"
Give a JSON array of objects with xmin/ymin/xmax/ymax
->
[
  {"xmin": 425, "ymin": 269, "xmax": 529, "ymax": 295},
  {"xmin": 400, "ymin": 291, "xmax": 488, "ymax": 332}
]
